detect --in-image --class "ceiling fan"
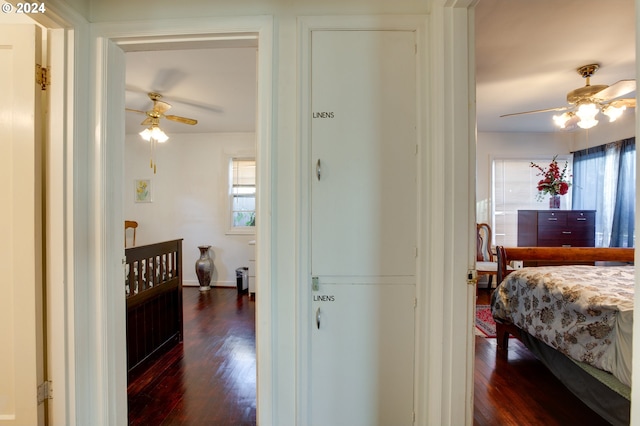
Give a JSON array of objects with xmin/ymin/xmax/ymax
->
[
  {"xmin": 126, "ymin": 92, "xmax": 198, "ymax": 133},
  {"xmin": 127, "ymin": 92, "xmax": 198, "ymax": 173},
  {"xmin": 501, "ymin": 64, "xmax": 636, "ymax": 130}
]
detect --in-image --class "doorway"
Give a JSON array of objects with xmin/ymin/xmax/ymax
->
[
  {"xmin": 93, "ymin": 18, "xmax": 274, "ymax": 424},
  {"xmin": 122, "ymin": 40, "xmax": 259, "ymax": 420}
]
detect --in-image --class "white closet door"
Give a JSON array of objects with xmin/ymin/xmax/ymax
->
[
  {"xmin": 309, "ymin": 29, "xmax": 417, "ymax": 426},
  {"xmin": 310, "ymin": 29, "xmax": 417, "ymax": 278},
  {"xmin": 0, "ymin": 24, "xmax": 46, "ymax": 426}
]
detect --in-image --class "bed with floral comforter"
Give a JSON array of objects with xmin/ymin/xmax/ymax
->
[{"xmin": 491, "ymin": 264, "xmax": 634, "ymax": 387}]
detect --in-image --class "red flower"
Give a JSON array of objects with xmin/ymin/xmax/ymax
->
[{"xmin": 530, "ymin": 155, "xmax": 572, "ymax": 200}]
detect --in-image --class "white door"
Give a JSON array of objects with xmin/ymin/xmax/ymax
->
[
  {"xmin": 310, "ymin": 29, "xmax": 417, "ymax": 426},
  {"xmin": 0, "ymin": 24, "xmax": 46, "ymax": 426}
]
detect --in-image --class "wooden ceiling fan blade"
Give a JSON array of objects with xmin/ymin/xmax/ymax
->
[
  {"xmin": 140, "ymin": 117, "xmax": 153, "ymax": 126},
  {"xmin": 154, "ymin": 100, "xmax": 172, "ymax": 114},
  {"xmin": 165, "ymin": 115, "xmax": 198, "ymax": 125},
  {"xmin": 126, "ymin": 107, "xmax": 146, "ymax": 114},
  {"xmin": 500, "ymin": 106, "xmax": 569, "ymax": 118},
  {"xmin": 594, "ymin": 80, "xmax": 636, "ymax": 101},
  {"xmin": 606, "ymin": 98, "xmax": 636, "ymax": 109}
]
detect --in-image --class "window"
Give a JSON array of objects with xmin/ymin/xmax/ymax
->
[
  {"xmin": 572, "ymin": 139, "xmax": 635, "ymax": 247},
  {"xmin": 229, "ymin": 158, "xmax": 256, "ymax": 233},
  {"xmin": 492, "ymin": 156, "xmax": 572, "ymax": 247}
]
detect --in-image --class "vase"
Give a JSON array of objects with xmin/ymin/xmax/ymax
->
[
  {"xmin": 549, "ymin": 194, "xmax": 561, "ymax": 209},
  {"xmin": 195, "ymin": 245, "xmax": 214, "ymax": 291}
]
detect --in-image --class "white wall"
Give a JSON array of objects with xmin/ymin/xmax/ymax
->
[
  {"xmin": 124, "ymin": 131, "xmax": 256, "ymax": 286},
  {"xmin": 477, "ymin": 119, "xmax": 635, "ymax": 224}
]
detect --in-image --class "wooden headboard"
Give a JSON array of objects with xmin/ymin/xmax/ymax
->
[{"xmin": 496, "ymin": 246, "xmax": 635, "ymax": 283}]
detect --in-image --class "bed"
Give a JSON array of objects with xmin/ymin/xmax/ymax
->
[
  {"xmin": 125, "ymin": 239, "xmax": 184, "ymax": 379},
  {"xmin": 492, "ymin": 246, "xmax": 634, "ymax": 426}
]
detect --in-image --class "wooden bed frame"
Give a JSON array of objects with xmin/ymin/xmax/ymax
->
[
  {"xmin": 494, "ymin": 245, "xmax": 635, "ymax": 425},
  {"xmin": 125, "ymin": 239, "xmax": 184, "ymax": 379}
]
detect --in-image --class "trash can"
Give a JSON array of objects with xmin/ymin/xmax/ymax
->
[{"xmin": 236, "ymin": 267, "xmax": 249, "ymax": 295}]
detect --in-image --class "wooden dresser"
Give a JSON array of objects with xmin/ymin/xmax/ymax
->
[{"xmin": 517, "ymin": 210, "xmax": 596, "ymax": 247}]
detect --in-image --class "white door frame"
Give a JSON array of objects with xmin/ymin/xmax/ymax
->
[{"xmin": 89, "ymin": 17, "xmax": 273, "ymax": 425}]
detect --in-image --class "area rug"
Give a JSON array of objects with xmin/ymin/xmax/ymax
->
[{"xmin": 475, "ymin": 304, "xmax": 496, "ymax": 338}]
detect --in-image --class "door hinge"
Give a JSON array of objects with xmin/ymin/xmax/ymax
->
[
  {"xmin": 36, "ymin": 64, "xmax": 50, "ymax": 91},
  {"xmin": 37, "ymin": 380, "xmax": 52, "ymax": 404}
]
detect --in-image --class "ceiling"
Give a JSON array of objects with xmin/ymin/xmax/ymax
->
[
  {"xmin": 125, "ymin": 39, "xmax": 258, "ymax": 135},
  {"xmin": 124, "ymin": 0, "xmax": 636, "ymax": 136},
  {"xmin": 476, "ymin": 0, "xmax": 636, "ymax": 133}
]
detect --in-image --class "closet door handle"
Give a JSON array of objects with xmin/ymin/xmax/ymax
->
[
  {"xmin": 316, "ymin": 307, "xmax": 321, "ymax": 329},
  {"xmin": 316, "ymin": 159, "xmax": 321, "ymax": 181}
]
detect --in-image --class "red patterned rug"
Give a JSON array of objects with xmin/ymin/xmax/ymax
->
[{"xmin": 475, "ymin": 304, "xmax": 496, "ymax": 338}]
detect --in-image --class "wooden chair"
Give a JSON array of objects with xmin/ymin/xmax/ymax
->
[
  {"xmin": 125, "ymin": 220, "xmax": 138, "ymax": 247},
  {"xmin": 476, "ymin": 223, "xmax": 501, "ymax": 291}
]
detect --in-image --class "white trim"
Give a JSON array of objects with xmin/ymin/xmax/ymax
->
[
  {"xmin": 297, "ymin": 15, "xmax": 428, "ymax": 425},
  {"xmin": 89, "ymin": 15, "xmax": 274, "ymax": 425},
  {"xmin": 421, "ymin": 3, "xmax": 476, "ymax": 425}
]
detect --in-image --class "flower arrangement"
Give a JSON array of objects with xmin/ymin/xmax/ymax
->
[{"xmin": 530, "ymin": 155, "xmax": 571, "ymax": 200}]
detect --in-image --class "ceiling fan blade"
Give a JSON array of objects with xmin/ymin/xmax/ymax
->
[
  {"xmin": 140, "ymin": 117, "xmax": 153, "ymax": 126},
  {"xmin": 594, "ymin": 80, "xmax": 636, "ymax": 101},
  {"xmin": 606, "ymin": 98, "xmax": 636, "ymax": 109},
  {"xmin": 500, "ymin": 106, "xmax": 570, "ymax": 118},
  {"xmin": 150, "ymin": 68, "xmax": 188, "ymax": 93},
  {"xmin": 154, "ymin": 100, "xmax": 172, "ymax": 114},
  {"xmin": 126, "ymin": 108, "xmax": 146, "ymax": 114},
  {"xmin": 165, "ymin": 115, "xmax": 198, "ymax": 125},
  {"xmin": 167, "ymin": 96, "xmax": 224, "ymax": 114}
]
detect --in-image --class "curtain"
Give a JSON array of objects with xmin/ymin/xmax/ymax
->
[
  {"xmin": 572, "ymin": 138, "xmax": 635, "ymax": 247},
  {"xmin": 610, "ymin": 139, "xmax": 636, "ymax": 247}
]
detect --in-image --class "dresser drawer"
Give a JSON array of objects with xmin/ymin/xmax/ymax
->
[
  {"xmin": 537, "ymin": 211, "xmax": 567, "ymax": 226},
  {"xmin": 537, "ymin": 227, "xmax": 575, "ymax": 240},
  {"xmin": 568, "ymin": 211, "xmax": 595, "ymax": 227},
  {"xmin": 538, "ymin": 238, "xmax": 595, "ymax": 247}
]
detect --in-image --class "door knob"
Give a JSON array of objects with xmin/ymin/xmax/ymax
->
[{"xmin": 316, "ymin": 307, "xmax": 321, "ymax": 329}]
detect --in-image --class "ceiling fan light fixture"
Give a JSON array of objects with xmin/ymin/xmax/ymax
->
[
  {"xmin": 603, "ymin": 105, "xmax": 626, "ymax": 122},
  {"xmin": 139, "ymin": 125, "xmax": 169, "ymax": 143},
  {"xmin": 575, "ymin": 102, "xmax": 599, "ymax": 129},
  {"xmin": 552, "ymin": 112, "xmax": 572, "ymax": 128},
  {"xmin": 139, "ymin": 127, "xmax": 152, "ymax": 141}
]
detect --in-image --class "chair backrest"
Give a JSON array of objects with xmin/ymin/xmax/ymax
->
[
  {"xmin": 125, "ymin": 220, "xmax": 138, "ymax": 247},
  {"xmin": 476, "ymin": 223, "xmax": 493, "ymax": 262}
]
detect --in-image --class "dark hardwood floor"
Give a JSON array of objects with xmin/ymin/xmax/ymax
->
[
  {"xmin": 474, "ymin": 289, "xmax": 610, "ymax": 426},
  {"xmin": 128, "ymin": 287, "xmax": 256, "ymax": 426},
  {"xmin": 129, "ymin": 286, "xmax": 611, "ymax": 425}
]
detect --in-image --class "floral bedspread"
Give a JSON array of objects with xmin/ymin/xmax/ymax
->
[{"xmin": 491, "ymin": 265, "xmax": 634, "ymax": 387}]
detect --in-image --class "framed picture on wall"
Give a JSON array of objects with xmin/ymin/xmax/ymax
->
[{"xmin": 135, "ymin": 179, "xmax": 152, "ymax": 203}]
